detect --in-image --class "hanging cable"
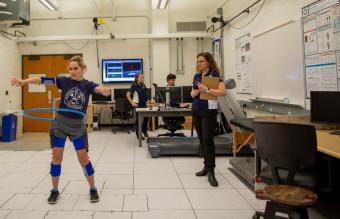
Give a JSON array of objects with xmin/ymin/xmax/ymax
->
[
  {"xmin": 229, "ymin": 0, "xmax": 266, "ymax": 29},
  {"xmin": 211, "ymin": 0, "xmax": 266, "ymax": 33}
]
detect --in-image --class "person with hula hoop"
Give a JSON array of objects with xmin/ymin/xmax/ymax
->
[{"xmin": 10, "ymin": 55, "xmax": 111, "ymax": 204}]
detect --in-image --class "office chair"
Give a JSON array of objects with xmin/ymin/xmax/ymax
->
[
  {"xmin": 112, "ymin": 98, "xmax": 134, "ymax": 134},
  {"xmin": 253, "ymin": 121, "xmax": 318, "ymax": 219},
  {"xmin": 158, "ymin": 116, "xmax": 186, "ymax": 137}
]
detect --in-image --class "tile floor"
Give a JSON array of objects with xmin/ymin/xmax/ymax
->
[{"xmin": 0, "ymin": 130, "xmax": 337, "ymax": 219}]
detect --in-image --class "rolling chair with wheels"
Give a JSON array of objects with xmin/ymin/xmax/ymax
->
[
  {"xmin": 158, "ymin": 116, "xmax": 186, "ymax": 137},
  {"xmin": 112, "ymin": 98, "xmax": 134, "ymax": 134},
  {"xmin": 253, "ymin": 121, "xmax": 318, "ymax": 219}
]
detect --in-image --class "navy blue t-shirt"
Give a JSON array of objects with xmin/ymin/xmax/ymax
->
[
  {"xmin": 129, "ymin": 82, "xmax": 148, "ymax": 107},
  {"xmin": 56, "ymin": 77, "xmax": 98, "ymax": 118},
  {"xmin": 192, "ymin": 70, "xmax": 223, "ymax": 111}
]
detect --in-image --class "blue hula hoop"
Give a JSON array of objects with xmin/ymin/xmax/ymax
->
[{"xmin": 22, "ymin": 108, "xmax": 86, "ymax": 122}]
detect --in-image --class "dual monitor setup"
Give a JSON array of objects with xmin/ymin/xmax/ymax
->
[{"xmin": 92, "ymin": 86, "xmax": 193, "ymax": 106}]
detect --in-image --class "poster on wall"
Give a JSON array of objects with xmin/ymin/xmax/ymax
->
[
  {"xmin": 332, "ymin": 5, "xmax": 340, "ymax": 31},
  {"xmin": 305, "ymin": 0, "xmax": 340, "ymax": 16},
  {"xmin": 302, "ymin": 0, "xmax": 340, "ymax": 98},
  {"xmin": 332, "ymin": 5, "xmax": 340, "ymax": 50},
  {"xmin": 337, "ymin": 51, "xmax": 340, "ymax": 77},
  {"xmin": 317, "ymin": 24, "xmax": 334, "ymax": 52},
  {"xmin": 235, "ymin": 33, "xmax": 252, "ymax": 94},
  {"xmin": 305, "ymin": 53, "xmax": 337, "ymax": 97}
]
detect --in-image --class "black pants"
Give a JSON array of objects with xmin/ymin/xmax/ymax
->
[
  {"xmin": 192, "ymin": 108, "xmax": 217, "ymax": 171},
  {"xmin": 135, "ymin": 108, "xmax": 149, "ymax": 136}
]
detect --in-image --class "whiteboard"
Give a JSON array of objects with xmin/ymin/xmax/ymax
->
[{"xmin": 251, "ymin": 20, "xmax": 306, "ymax": 106}]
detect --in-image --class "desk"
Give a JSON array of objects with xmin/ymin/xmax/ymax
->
[
  {"xmin": 136, "ymin": 107, "xmax": 192, "ymax": 147},
  {"xmin": 229, "ymin": 118, "xmax": 340, "ymax": 181},
  {"xmin": 317, "ymin": 130, "xmax": 340, "ymax": 159}
]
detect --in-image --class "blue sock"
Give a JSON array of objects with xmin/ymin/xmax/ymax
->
[
  {"xmin": 89, "ymin": 187, "xmax": 97, "ymax": 192},
  {"xmin": 51, "ymin": 188, "xmax": 59, "ymax": 193}
]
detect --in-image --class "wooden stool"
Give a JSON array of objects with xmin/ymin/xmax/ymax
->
[{"xmin": 254, "ymin": 185, "xmax": 318, "ymax": 219}]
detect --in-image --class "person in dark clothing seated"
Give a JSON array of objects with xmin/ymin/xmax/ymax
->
[{"xmin": 158, "ymin": 74, "xmax": 186, "ymax": 137}]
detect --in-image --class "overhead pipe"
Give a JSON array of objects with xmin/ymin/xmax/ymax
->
[
  {"xmin": 180, "ymin": 38, "xmax": 184, "ymax": 74},
  {"xmin": 176, "ymin": 38, "xmax": 180, "ymax": 74},
  {"xmin": 16, "ymin": 32, "xmax": 211, "ymax": 42}
]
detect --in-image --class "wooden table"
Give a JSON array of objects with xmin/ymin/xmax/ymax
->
[{"xmin": 317, "ymin": 130, "xmax": 340, "ymax": 159}]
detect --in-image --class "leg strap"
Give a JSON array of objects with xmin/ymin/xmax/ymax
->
[
  {"xmin": 83, "ymin": 161, "xmax": 94, "ymax": 177},
  {"xmin": 50, "ymin": 163, "xmax": 61, "ymax": 177}
]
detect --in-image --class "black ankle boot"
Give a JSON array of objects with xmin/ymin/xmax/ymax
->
[
  {"xmin": 207, "ymin": 171, "xmax": 218, "ymax": 187},
  {"xmin": 195, "ymin": 168, "xmax": 209, "ymax": 176}
]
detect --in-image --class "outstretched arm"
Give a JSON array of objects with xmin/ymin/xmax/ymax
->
[
  {"xmin": 94, "ymin": 85, "xmax": 111, "ymax": 96},
  {"xmin": 10, "ymin": 77, "xmax": 41, "ymax": 86}
]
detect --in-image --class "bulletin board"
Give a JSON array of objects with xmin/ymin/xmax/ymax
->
[{"xmin": 302, "ymin": 0, "xmax": 340, "ymax": 98}]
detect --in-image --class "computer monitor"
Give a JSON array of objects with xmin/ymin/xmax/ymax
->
[
  {"xmin": 156, "ymin": 86, "xmax": 182, "ymax": 106},
  {"xmin": 102, "ymin": 59, "xmax": 143, "ymax": 83},
  {"xmin": 114, "ymin": 88, "xmax": 129, "ymax": 100},
  {"xmin": 310, "ymin": 91, "xmax": 340, "ymax": 126},
  {"xmin": 182, "ymin": 86, "xmax": 193, "ymax": 103},
  {"xmin": 146, "ymin": 88, "xmax": 151, "ymax": 101},
  {"xmin": 92, "ymin": 92, "xmax": 112, "ymax": 103}
]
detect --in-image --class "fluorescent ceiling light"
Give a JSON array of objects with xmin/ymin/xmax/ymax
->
[
  {"xmin": 157, "ymin": 0, "xmax": 169, "ymax": 10},
  {"xmin": 39, "ymin": 0, "xmax": 58, "ymax": 11}
]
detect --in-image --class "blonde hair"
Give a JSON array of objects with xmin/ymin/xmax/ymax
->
[
  {"xmin": 69, "ymin": 55, "xmax": 87, "ymax": 71},
  {"xmin": 196, "ymin": 52, "xmax": 221, "ymax": 73}
]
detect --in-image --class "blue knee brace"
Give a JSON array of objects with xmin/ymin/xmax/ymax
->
[
  {"xmin": 50, "ymin": 163, "xmax": 61, "ymax": 177},
  {"xmin": 53, "ymin": 135, "xmax": 66, "ymax": 148},
  {"xmin": 83, "ymin": 161, "xmax": 94, "ymax": 176},
  {"xmin": 73, "ymin": 136, "xmax": 85, "ymax": 151}
]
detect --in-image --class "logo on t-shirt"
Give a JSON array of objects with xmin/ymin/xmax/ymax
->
[{"xmin": 64, "ymin": 87, "xmax": 85, "ymax": 110}]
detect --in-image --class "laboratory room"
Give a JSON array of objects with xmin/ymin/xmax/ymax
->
[{"xmin": 0, "ymin": 0, "xmax": 340, "ymax": 218}]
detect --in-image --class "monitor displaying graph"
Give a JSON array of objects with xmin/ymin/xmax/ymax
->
[{"xmin": 102, "ymin": 59, "xmax": 143, "ymax": 83}]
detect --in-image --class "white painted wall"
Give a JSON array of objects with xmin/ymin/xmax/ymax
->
[
  {"xmin": 0, "ymin": 36, "xmax": 21, "ymax": 113},
  {"xmin": 167, "ymin": 0, "xmax": 216, "ymax": 87},
  {"xmin": 20, "ymin": 16, "xmax": 151, "ymax": 90},
  {"xmin": 18, "ymin": 0, "xmax": 216, "ymax": 90}
]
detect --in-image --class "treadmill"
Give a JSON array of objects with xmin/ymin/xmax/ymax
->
[
  {"xmin": 147, "ymin": 134, "xmax": 233, "ymax": 158},
  {"xmin": 147, "ymin": 80, "xmax": 253, "ymax": 158}
]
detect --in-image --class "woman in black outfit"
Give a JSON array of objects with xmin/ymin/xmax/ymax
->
[{"xmin": 191, "ymin": 52, "xmax": 226, "ymax": 187}]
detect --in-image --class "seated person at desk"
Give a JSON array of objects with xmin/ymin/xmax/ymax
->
[
  {"xmin": 126, "ymin": 74, "xmax": 149, "ymax": 139},
  {"xmin": 158, "ymin": 74, "xmax": 186, "ymax": 137}
]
